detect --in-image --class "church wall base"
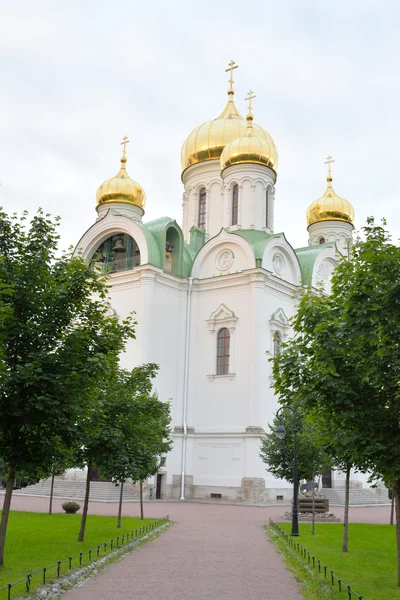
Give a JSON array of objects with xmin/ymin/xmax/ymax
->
[{"xmin": 166, "ymin": 475, "xmax": 293, "ymax": 504}]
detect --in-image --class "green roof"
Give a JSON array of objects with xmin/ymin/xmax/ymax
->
[
  {"xmin": 295, "ymin": 242, "xmax": 336, "ymax": 286},
  {"xmin": 230, "ymin": 229, "xmax": 281, "ymax": 265}
]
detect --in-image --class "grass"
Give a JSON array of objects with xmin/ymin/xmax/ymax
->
[
  {"xmin": 272, "ymin": 522, "xmax": 399, "ymax": 600},
  {"xmin": 0, "ymin": 511, "xmax": 157, "ymax": 596}
]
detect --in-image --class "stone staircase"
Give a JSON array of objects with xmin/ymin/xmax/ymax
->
[
  {"xmin": 13, "ymin": 479, "xmax": 141, "ymax": 502},
  {"xmin": 322, "ymin": 487, "xmax": 391, "ymax": 506}
]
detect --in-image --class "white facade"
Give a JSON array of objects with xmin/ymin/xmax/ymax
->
[{"xmin": 74, "ymin": 83, "xmax": 366, "ymax": 502}]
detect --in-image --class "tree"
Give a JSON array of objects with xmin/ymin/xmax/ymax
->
[
  {"xmin": 0, "ymin": 209, "xmax": 135, "ymax": 565},
  {"xmin": 260, "ymin": 410, "xmax": 332, "ymax": 534},
  {"xmin": 272, "ymin": 219, "xmax": 400, "ymax": 584},
  {"xmin": 47, "ymin": 450, "xmax": 75, "ymax": 516},
  {"xmin": 99, "ymin": 366, "xmax": 173, "ymax": 523},
  {"xmin": 260, "ymin": 411, "xmax": 331, "ymax": 484}
]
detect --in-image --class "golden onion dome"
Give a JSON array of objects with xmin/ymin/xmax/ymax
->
[
  {"xmin": 181, "ymin": 89, "xmax": 273, "ymax": 174},
  {"xmin": 96, "ymin": 144, "xmax": 146, "ymax": 209},
  {"xmin": 220, "ymin": 107, "xmax": 278, "ymax": 173},
  {"xmin": 307, "ymin": 173, "xmax": 354, "ymax": 227}
]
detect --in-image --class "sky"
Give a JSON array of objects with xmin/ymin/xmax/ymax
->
[{"xmin": 0, "ymin": 0, "xmax": 399, "ymax": 252}]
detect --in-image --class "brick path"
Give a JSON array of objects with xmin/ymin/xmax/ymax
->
[{"xmin": 5, "ymin": 495, "xmax": 393, "ymax": 600}]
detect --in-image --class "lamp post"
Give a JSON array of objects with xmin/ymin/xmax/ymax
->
[{"xmin": 275, "ymin": 406, "xmax": 299, "ymax": 536}]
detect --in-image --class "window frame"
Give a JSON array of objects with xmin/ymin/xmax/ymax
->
[
  {"xmin": 231, "ymin": 184, "xmax": 239, "ymax": 226},
  {"xmin": 198, "ymin": 188, "xmax": 206, "ymax": 228},
  {"xmin": 216, "ymin": 327, "xmax": 231, "ymax": 375}
]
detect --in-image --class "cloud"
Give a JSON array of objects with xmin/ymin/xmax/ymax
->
[{"xmin": 0, "ymin": 0, "xmax": 399, "ymax": 253}]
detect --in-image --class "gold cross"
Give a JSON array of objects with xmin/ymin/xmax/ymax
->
[
  {"xmin": 324, "ymin": 154, "xmax": 335, "ymax": 178},
  {"xmin": 245, "ymin": 90, "xmax": 256, "ymax": 115},
  {"xmin": 121, "ymin": 135, "xmax": 130, "ymax": 158},
  {"xmin": 225, "ymin": 60, "xmax": 238, "ymax": 90}
]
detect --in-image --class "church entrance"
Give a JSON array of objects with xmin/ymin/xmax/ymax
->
[
  {"xmin": 156, "ymin": 473, "xmax": 164, "ymax": 499},
  {"xmin": 322, "ymin": 470, "xmax": 332, "ymax": 488}
]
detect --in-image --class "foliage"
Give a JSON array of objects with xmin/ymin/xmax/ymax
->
[
  {"xmin": 0, "ymin": 209, "xmax": 136, "ymax": 563},
  {"xmin": 0, "ymin": 512, "xmax": 154, "ymax": 595},
  {"xmin": 271, "ymin": 218, "xmax": 400, "ymax": 575},
  {"xmin": 260, "ymin": 411, "xmax": 331, "ymax": 484},
  {"xmin": 276, "ymin": 523, "xmax": 397, "ymax": 600},
  {"xmin": 61, "ymin": 501, "xmax": 81, "ymax": 510},
  {"xmin": 75, "ymin": 363, "xmax": 172, "ymax": 537}
]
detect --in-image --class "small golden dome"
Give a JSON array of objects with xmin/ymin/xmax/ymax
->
[
  {"xmin": 307, "ymin": 176, "xmax": 354, "ymax": 226},
  {"xmin": 96, "ymin": 147, "xmax": 146, "ymax": 209},
  {"xmin": 181, "ymin": 90, "xmax": 272, "ymax": 174},
  {"xmin": 220, "ymin": 108, "xmax": 278, "ymax": 172}
]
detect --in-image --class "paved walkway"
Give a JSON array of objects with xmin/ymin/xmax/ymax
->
[{"xmin": 5, "ymin": 495, "xmax": 393, "ymax": 600}]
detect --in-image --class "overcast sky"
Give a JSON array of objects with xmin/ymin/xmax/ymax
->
[{"xmin": 0, "ymin": 0, "xmax": 399, "ymax": 252}]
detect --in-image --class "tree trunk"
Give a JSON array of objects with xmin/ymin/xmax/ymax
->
[
  {"xmin": 311, "ymin": 483, "xmax": 316, "ymax": 535},
  {"xmin": 48, "ymin": 473, "xmax": 55, "ymax": 516},
  {"xmin": 390, "ymin": 486, "xmax": 395, "ymax": 526},
  {"xmin": 0, "ymin": 467, "xmax": 16, "ymax": 566},
  {"xmin": 78, "ymin": 465, "xmax": 92, "ymax": 542},
  {"xmin": 394, "ymin": 479, "xmax": 400, "ymax": 587},
  {"xmin": 139, "ymin": 481, "xmax": 144, "ymax": 520},
  {"xmin": 117, "ymin": 481, "xmax": 124, "ymax": 528},
  {"xmin": 342, "ymin": 462, "xmax": 351, "ymax": 553}
]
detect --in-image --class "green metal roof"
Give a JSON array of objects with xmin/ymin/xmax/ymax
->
[
  {"xmin": 230, "ymin": 229, "xmax": 281, "ymax": 263},
  {"xmin": 295, "ymin": 242, "xmax": 336, "ymax": 287}
]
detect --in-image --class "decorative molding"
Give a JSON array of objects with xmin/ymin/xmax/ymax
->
[
  {"xmin": 270, "ymin": 307, "xmax": 289, "ymax": 326},
  {"xmin": 316, "ymin": 259, "xmax": 335, "ymax": 294},
  {"xmin": 207, "ymin": 373, "xmax": 236, "ymax": 381},
  {"xmin": 272, "ymin": 252, "xmax": 285, "ymax": 275},
  {"xmin": 245, "ymin": 426, "xmax": 266, "ymax": 434},
  {"xmin": 215, "ymin": 248, "xmax": 234, "ymax": 271},
  {"xmin": 207, "ymin": 303, "xmax": 238, "ymax": 332}
]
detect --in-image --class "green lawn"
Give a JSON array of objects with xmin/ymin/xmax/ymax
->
[
  {"xmin": 0, "ymin": 511, "xmax": 158, "ymax": 596},
  {"xmin": 276, "ymin": 522, "xmax": 399, "ymax": 600}
]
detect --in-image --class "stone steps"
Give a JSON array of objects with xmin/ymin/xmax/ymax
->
[
  {"xmin": 13, "ymin": 479, "xmax": 142, "ymax": 502},
  {"xmin": 322, "ymin": 488, "xmax": 391, "ymax": 506}
]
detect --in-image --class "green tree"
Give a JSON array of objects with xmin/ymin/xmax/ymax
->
[
  {"xmin": 260, "ymin": 411, "xmax": 331, "ymax": 484},
  {"xmin": 272, "ymin": 219, "xmax": 400, "ymax": 583},
  {"xmin": 0, "ymin": 209, "xmax": 135, "ymax": 565},
  {"xmin": 260, "ymin": 410, "xmax": 332, "ymax": 534}
]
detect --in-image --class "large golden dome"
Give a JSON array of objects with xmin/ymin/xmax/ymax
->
[
  {"xmin": 96, "ymin": 150, "xmax": 146, "ymax": 209},
  {"xmin": 181, "ymin": 89, "xmax": 273, "ymax": 174},
  {"xmin": 220, "ymin": 111, "xmax": 278, "ymax": 173},
  {"xmin": 307, "ymin": 175, "xmax": 354, "ymax": 226}
]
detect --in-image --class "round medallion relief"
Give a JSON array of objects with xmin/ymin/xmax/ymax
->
[
  {"xmin": 216, "ymin": 249, "xmax": 234, "ymax": 271},
  {"xmin": 272, "ymin": 253, "xmax": 285, "ymax": 275}
]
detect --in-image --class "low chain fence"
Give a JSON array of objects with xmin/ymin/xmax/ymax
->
[
  {"xmin": 0, "ymin": 517, "xmax": 168, "ymax": 599},
  {"xmin": 269, "ymin": 519, "xmax": 364, "ymax": 600}
]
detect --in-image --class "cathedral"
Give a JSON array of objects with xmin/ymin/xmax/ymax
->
[{"xmin": 76, "ymin": 62, "xmax": 357, "ymax": 503}]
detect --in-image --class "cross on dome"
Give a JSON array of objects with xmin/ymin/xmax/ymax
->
[
  {"xmin": 245, "ymin": 90, "xmax": 256, "ymax": 115},
  {"xmin": 324, "ymin": 154, "xmax": 335, "ymax": 179},
  {"xmin": 121, "ymin": 135, "xmax": 130, "ymax": 158},
  {"xmin": 225, "ymin": 60, "xmax": 238, "ymax": 91}
]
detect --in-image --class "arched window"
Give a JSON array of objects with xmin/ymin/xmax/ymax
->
[
  {"xmin": 217, "ymin": 327, "xmax": 230, "ymax": 375},
  {"xmin": 198, "ymin": 188, "xmax": 206, "ymax": 228},
  {"xmin": 273, "ymin": 331, "xmax": 282, "ymax": 357},
  {"xmin": 265, "ymin": 189, "xmax": 269, "ymax": 228},
  {"xmin": 231, "ymin": 184, "xmax": 239, "ymax": 226},
  {"xmin": 319, "ymin": 237, "xmax": 325, "ymax": 244}
]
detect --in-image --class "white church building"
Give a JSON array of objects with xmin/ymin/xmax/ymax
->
[{"xmin": 75, "ymin": 64, "xmax": 359, "ymax": 503}]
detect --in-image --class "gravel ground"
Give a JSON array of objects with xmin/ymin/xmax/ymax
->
[{"xmin": 3, "ymin": 495, "xmax": 394, "ymax": 600}]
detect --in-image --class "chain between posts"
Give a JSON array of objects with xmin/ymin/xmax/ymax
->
[
  {"xmin": 268, "ymin": 519, "xmax": 364, "ymax": 600},
  {"xmin": 0, "ymin": 517, "xmax": 168, "ymax": 599}
]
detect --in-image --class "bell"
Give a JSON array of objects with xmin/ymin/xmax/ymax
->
[{"xmin": 112, "ymin": 235, "xmax": 126, "ymax": 253}]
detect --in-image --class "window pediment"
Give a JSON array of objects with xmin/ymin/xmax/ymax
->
[{"xmin": 207, "ymin": 303, "xmax": 238, "ymax": 333}]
